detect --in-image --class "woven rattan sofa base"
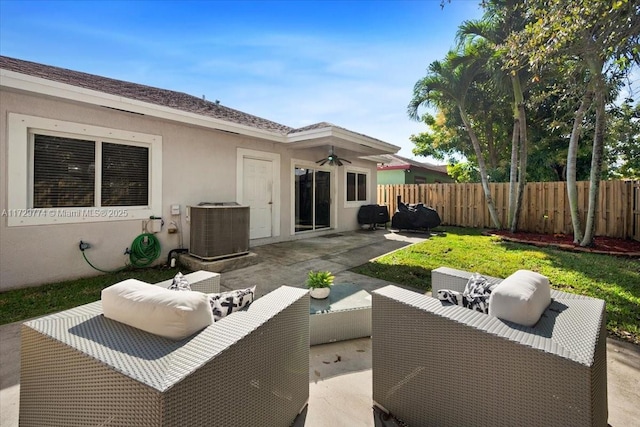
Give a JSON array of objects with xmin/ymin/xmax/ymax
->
[
  {"xmin": 372, "ymin": 267, "xmax": 607, "ymax": 427},
  {"xmin": 20, "ymin": 286, "xmax": 309, "ymax": 427}
]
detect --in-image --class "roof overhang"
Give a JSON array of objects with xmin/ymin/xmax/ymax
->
[
  {"xmin": 361, "ymin": 154, "xmax": 393, "ymax": 164},
  {"xmin": 378, "ymin": 165, "xmax": 410, "ymax": 171},
  {"xmin": 285, "ymin": 126, "xmax": 400, "ymax": 157},
  {"xmin": 1, "ymin": 68, "xmax": 401, "ymax": 157},
  {"xmin": 0, "ymin": 69, "xmax": 285, "ymax": 142}
]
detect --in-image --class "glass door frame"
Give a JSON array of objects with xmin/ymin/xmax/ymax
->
[{"xmin": 291, "ymin": 160, "xmax": 335, "ymax": 234}]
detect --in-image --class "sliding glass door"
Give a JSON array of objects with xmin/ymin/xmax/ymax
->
[{"xmin": 295, "ymin": 167, "xmax": 331, "ymax": 233}]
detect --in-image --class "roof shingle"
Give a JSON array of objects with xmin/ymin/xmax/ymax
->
[{"xmin": 0, "ymin": 55, "xmax": 295, "ymax": 134}]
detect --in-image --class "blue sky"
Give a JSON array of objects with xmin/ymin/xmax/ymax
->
[{"xmin": 0, "ymin": 0, "xmax": 484, "ymax": 160}]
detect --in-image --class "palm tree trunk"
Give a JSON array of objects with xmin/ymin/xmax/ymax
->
[
  {"xmin": 486, "ymin": 112, "xmax": 498, "ymax": 169},
  {"xmin": 511, "ymin": 102, "xmax": 528, "ymax": 232},
  {"xmin": 508, "ymin": 120, "xmax": 519, "ymax": 230},
  {"xmin": 458, "ymin": 105, "xmax": 502, "ymax": 229},
  {"xmin": 567, "ymin": 90, "xmax": 594, "ymax": 244},
  {"xmin": 581, "ymin": 73, "xmax": 606, "ymax": 246},
  {"xmin": 508, "ymin": 74, "xmax": 527, "ymax": 232}
]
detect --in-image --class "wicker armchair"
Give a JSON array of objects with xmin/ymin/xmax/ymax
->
[
  {"xmin": 372, "ymin": 267, "xmax": 607, "ymax": 427},
  {"xmin": 20, "ymin": 285, "xmax": 310, "ymax": 427}
]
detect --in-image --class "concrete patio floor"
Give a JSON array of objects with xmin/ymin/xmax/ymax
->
[{"xmin": 1, "ymin": 229, "xmax": 639, "ymax": 426}]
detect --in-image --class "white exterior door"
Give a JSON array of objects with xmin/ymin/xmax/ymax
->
[{"xmin": 243, "ymin": 157, "xmax": 273, "ymax": 239}]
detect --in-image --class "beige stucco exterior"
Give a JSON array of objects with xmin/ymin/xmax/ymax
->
[{"xmin": 1, "ymin": 86, "xmax": 391, "ymax": 290}]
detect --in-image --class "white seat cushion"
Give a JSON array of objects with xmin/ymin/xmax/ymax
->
[
  {"xmin": 488, "ymin": 270, "xmax": 551, "ymax": 326},
  {"xmin": 102, "ymin": 279, "xmax": 214, "ymax": 340}
]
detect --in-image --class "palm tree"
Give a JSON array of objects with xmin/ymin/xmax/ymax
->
[
  {"xmin": 504, "ymin": 0, "xmax": 640, "ymax": 246},
  {"xmin": 409, "ymin": 49, "xmax": 502, "ymax": 229},
  {"xmin": 457, "ymin": 0, "xmax": 528, "ymax": 232}
]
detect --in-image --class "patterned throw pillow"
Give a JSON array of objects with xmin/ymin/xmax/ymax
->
[
  {"xmin": 437, "ymin": 273, "xmax": 497, "ymax": 314},
  {"xmin": 167, "ymin": 272, "xmax": 191, "ymax": 291},
  {"xmin": 437, "ymin": 289, "xmax": 465, "ymax": 306},
  {"xmin": 208, "ymin": 286, "xmax": 256, "ymax": 321}
]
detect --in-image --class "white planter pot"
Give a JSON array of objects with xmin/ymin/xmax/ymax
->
[{"xmin": 309, "ymin": 287, "xmax": 331, "ymax": 299}]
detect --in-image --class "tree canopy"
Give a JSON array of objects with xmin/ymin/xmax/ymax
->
[{"xmin": 410, "ymin": 0, "xmax": 639, "ymax": 243}]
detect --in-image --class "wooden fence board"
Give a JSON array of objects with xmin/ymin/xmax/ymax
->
[
  {"xmin": 377, "ymin": 180, "xmax": 639, "ymax": 241},
  {"xmin": 629, "ymin": 181, "xmax": 640, "ymax": 240}
]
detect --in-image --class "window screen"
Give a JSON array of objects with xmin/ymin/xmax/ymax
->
[
  {"xmin": 347, "ymin": 171, "xmax": 367, "ymax": 202},
  {"xmin": 102, "ymin": 142, "xmax": 149, "ymax": 206},
  {"xmin": 347, "ymin": 172, "xmax": 356, "ymax": 201},
  {"xmin": 33, "ymin": 134, "xmax": 95, "ymax": 208},
  {"xmin": 357, "ymin": 173, "xmax": 367, "ymax": 200}
]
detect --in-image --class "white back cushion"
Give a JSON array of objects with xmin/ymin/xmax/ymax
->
[
  {"xmin": 488, "ymin": 270, "xmax": 551, "ymax": 327},
  {"xmin": 102, "ymin": 279, "xmax": 214, "ymax": 340}
]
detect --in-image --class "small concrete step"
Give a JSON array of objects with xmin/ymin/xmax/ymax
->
[{"xmin": 178, "ymin": 252, "xmax": 260, "ymax": 274}]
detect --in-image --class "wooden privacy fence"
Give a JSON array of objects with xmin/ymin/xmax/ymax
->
[{"xmin": 377, "ymin": 180, "xmax": 640, "ymax": 241}]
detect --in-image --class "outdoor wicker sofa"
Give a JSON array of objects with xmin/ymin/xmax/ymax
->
[
  {"xmin": 19, "ymin": 282, "xmax": 310, "ymax": 427},
  {"xmin": 372, "ymin": 266, "xmax": 608, "ymax": 427}
]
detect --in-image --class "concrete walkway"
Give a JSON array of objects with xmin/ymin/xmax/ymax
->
[{"xmin": 1, "ymin": 229, "xmax": 638, "ymax": 426}]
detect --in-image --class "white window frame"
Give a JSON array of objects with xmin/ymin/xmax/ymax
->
[
  {"xmin": 6, "ymin": 113, "xmax": 162, "ymax": 226},
  {"xmin": 344, "ymin": 166, "xmax": 370, "ymax": 207}
]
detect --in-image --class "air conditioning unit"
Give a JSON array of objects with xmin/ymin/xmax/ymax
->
[{"xmin": 189, "ymin": 203, "xmax": 250, "ymax": 260}]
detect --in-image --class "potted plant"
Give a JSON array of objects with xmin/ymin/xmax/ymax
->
[{"xmin": 306, "ymin": 270, "xmax": 334, "ymax": 299}]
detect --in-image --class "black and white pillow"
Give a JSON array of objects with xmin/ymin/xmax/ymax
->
[
  {"xmin": 463, "ymin": 273, "xmax": 498, "ymax": 313},
  {"xmin": 208, "ymin": 286, "xmax": 256, "ymax": 321},
  {"xmin": 437, "ymin": 273, "xmax": 497, "ymax": 314},
  {"xmin": 167, "ymin": 272, "xmax": 191, "ymax": 291},
  {"xmin": 437, "ymin": 289, "xmax": 465, "ymax": 306}
]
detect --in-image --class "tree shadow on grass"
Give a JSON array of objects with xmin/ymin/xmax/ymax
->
[
  {"xmin": 351, "ymin": 263, "xmax": 432, "ymax": 292},
  {"xmin": 498, "ymin": 241, "xmax": 640, "ymax": 344}
]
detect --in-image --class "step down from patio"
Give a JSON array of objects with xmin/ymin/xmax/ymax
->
[{"xmin": 178, "ymin": 252, "xmax": 260, "ymax": 273}]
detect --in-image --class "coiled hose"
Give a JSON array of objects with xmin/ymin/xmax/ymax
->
[
  {"xmin": 129, "ymin": 233, "xmax": 161, "ymax": 268},
  {"xmin": 81, "ymin": 233, "xmax": 161, "ymax": 273}
]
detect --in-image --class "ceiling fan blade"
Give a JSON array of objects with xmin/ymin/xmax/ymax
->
[
  {"xmin": 341, "ymin": 158, "xmax": 352, "ymax": 164},
  {"xmin": 336, "ymin": 158, "xmax": 343, "ymax": 166},
  {"xmin": 319, "ymin": 158, "xmax": 328, "ymax": 166}
]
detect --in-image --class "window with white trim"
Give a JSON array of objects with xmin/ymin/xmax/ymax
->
[
  {"xmin": 346, "ymin": 171, "xmax": 367, "ymax": 202},
  {"xmin": 32, "ymin": 133, "xmax": 150, "ymax": 208},
  {"xmin": 7, "ymin": 113, "xmax": 162, "ymax": 226}
]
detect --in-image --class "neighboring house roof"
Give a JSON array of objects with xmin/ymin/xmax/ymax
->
[
  {"xmin": 377, "ymin": 154, "xmax": 448, "ymax": 174},
  {"xmin": 0, "ymin": 55, "xmax": 399, "ymax": 156}
]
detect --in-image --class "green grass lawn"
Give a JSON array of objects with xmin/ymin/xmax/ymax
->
[
  {"xmin": 2, "ymin": 227, "xmax": 638, "ymax": 345},
  {"xmin": 0, "ymin": 267, "xmax": 186, "ymax": 325},
  {"xmin": 353, "ymin": 226, "xmax": 640, "ymax": 345}
]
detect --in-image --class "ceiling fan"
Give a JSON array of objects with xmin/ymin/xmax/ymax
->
[{"xmin": 316, "ymin": 146, "xmax": 352, "ymax": 166}]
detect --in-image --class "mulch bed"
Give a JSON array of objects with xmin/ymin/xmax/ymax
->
[{"xmin": 486, "ymin": 230, "xmax": 640, "ymax": 257}]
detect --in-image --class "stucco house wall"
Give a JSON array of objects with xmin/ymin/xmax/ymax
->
[
  {"xmin": 377, "ymin": 154, "xmax": 453, "ymax": 185},
  {"xmin": 407, "ymin": 168, "xmax": 453, "ymax": 184},
  {"xmin": 1, "ymin": 57, "xmax": 397, "ymax": 290},
  {"xmin": 377, "ymin": 169, "xmax": 407, "ymax": 185}
]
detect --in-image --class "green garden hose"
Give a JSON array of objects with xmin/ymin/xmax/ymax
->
[
  {"xmin": 129, "ymin": 233, "xmax": 161, "ymax": 268},
  {"xmin": 81, "ymin": 233, "xmax": 161, "ymax": 272},
  {"xmin": 82, "ymin": 251, "xmax": 128, "ymax": 274}
]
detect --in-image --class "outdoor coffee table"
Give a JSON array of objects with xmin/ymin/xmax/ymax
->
[{"xmin": 309, "ymin": 283, "xmax": 372, "ymax": 345}]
